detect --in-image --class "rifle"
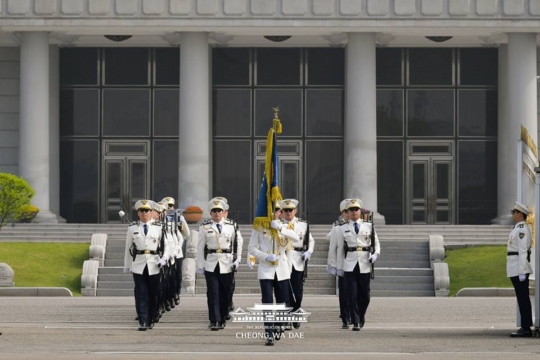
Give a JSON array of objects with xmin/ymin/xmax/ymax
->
[
  {"xmin": 119, "ymin": 210, "xmax": 137, "ymax": 261},
  {"xmin": 369, "ymin": 212, "xmax": 375, "ymax": 280},
  {"xmin": 302, "ymin": 209, "xmax": 310, "ymax": 283},
  {"xmin": 229, "ymin": 211, "xmax": 239, "ymax": 313}
]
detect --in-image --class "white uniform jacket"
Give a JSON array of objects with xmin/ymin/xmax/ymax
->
[
  {"xmin": 197, "ymin": 219, "xmax": 240, "ymax": 274},
  {"xmin": 326, "ymin": 218, "xmax": 345, "ymax": 269},
  {"xmin": 177, "ymin": 215, "xmax": 190, "ymax": 258},
  {"xmin": 248, "ymin": 227, "xmax": 299, "ymax": 281},
  {"xmin": 123, "ymin": 222, "xmax": 170, "ymax": 276},
  {"xmin": 507, "ymin": 221, "xmax": 533, "ymax": 277},
  {"xmin": 336, "ymin": 220, "xmax": 380, "ymax": 273},
  {"xmin": 283, "ymin": 218, "xmax": 315, "ymax": 272}
]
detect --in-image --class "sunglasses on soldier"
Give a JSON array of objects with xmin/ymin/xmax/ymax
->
[
  {"xmin": 138, "ymin": 209, "xmax": 150, "ymax": 213},
  {"xmin": 211, "ymin": 208, "xmax": 223, "ymax": 213}
]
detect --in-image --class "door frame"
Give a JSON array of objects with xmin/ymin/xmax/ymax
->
[
  {"xmin": 101, "ymin": 140, "xmax": 151, "ymax": 223},
  {"xmin": 406, "ymin": 140, "xmax": 455, "ymax": 225}
]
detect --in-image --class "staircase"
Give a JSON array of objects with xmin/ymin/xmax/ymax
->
[{"xmin": 0, "ymin": 223, "xmax": 512, "ymax": 297}]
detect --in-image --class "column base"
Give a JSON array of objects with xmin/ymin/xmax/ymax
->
[
  {"xmin": 491, "ymin": 214, "xmax": 513, "ymax": 225},
  {"xmin": 32, "ymin": 210, "xmax": 59, "ymax": 224},
  {"xmin": 372, "ymin": 212, "xmax": 386, "ymax": 225}
]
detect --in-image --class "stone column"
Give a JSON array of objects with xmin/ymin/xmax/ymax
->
[
  {"xmin": 178, "ymin": 33, "xmax": 210, "ymax": 211},
  {"xmin": 19, "ymin": 32, "xmax": 57, "ymax": 223},
  {"xmin": 507, "ymin": 34, "xmax": 537, "ymax": 216},
  {"xmin": 49, "ymin": 45, "xmax": 65, "ymax": 222},
  {"xmin": 344, "ymin": 33, "xmax": 384, "ymax": 223}
]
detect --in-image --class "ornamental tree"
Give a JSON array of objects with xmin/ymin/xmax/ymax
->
[{"xmin": 0, "ymin": 173, "xmax": 35, "ymax": 230}]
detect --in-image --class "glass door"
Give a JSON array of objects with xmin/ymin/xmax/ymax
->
[
  {"xmin": 102, "ymin": 141, "xmax": 150, "ymax": 223},
  {"xmin": 407, "ymin": 141, "xmax": 454, "ymax": 224}
]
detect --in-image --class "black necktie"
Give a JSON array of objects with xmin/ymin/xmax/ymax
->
[
  {"xmin": 354, "ymin": 222, "xmax": 359, "ymax": 235},
  {"xmin": 217, "ymin": 224, "xmax": 222, "ymax": 234},
  {"xmin": 143, "ymin": 224, "xmax": 148, "ymax": 236}
]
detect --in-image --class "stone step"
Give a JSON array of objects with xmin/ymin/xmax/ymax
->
[
  {"xmin": 375, "ymin": 260, "xmax": 431, "ymax": 268},
  {"xmin": 194, "ymin": 287, "xmax": 336, "ymax": 295},
  {"xmin": 370, "ymin": 290, "xmax": 435, "ymax": 297}
]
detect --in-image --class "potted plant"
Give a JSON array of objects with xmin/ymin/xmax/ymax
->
[{"xmin": 183, "ymin": 205, "xmax": 203, "ymax": 224}]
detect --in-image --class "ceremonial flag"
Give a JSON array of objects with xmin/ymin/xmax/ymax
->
[{"xmin": 253, "ymin": 114, "xmax": 282, "ymax": 237}]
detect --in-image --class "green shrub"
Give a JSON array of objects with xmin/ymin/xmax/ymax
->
[
  {"xmin": 18, "ymin": 204, "xmax": 40, "ymax": 223},
  {"xmin": 0, "ymin": 173, "xmax": 35, "ymax": 229}
]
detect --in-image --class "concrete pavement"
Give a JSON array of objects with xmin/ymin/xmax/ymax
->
[{"xmin": 0, "ymin": 295, "xmax": 539, "ymax": 360}]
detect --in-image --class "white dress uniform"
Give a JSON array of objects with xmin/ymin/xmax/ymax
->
[
  {"xmin": 507, "ymin": 221, "xmax": 533, "ymax": 278},
  {"xmin": 286, "ymin": 218, "xmax": 315, "ymax": 272},
  {"xmin": 124, "ymin": 222, "xmax": 170, "ymax": 276},
  {"xmin": 248, "ymin": 227, "xmax": 299, "ymax": 281},
  {"xmin": 326, "ymin": 218, "xmax": 345, "ymax": 270},
  {"xmin": 197, "ymin": 219, "xmax": 238, "ymax": 273},
  {"xmin": 336, "ymin": 220, "xmax": 380, "ymax": 273}
]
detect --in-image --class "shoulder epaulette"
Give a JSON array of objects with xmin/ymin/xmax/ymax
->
[
  {"xmin": 297, "ymin": 218, "xmax": 307, "ymax": 223},
  {"xmin": 225, "ymin": 218, "xmax": 236, "ymax": 225},
  {"xmin": 518, "ymin": 223, "xmax": 524, "ymax": 228},
  {"xmin": 152, "ymin": 222, "xmax": 162, "ymax": 227},
  {"xmin": 129, "ymin": 221, "xmax": 139, "ymax": 227},
  {"xmin": 334, "ymin": 219, "xmax": 346, "ymax": 226},
  {"xmin": 201, "ymin": 219, "xmax": 212, "ymax": 225}
]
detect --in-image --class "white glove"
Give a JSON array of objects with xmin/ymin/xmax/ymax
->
[
  {"xmin": 330, "ymin": 267, "xmax": 337, "ymax": 276},
  {"xmin": 123, "ymin": 268, "xmax": 132, "ymax": 274},
  {"xmin": 325, "ymin": 264, "xmax": 332, "ymax": 274},
  {"xmin": 270, "ymin": 220, "xmax": 282, "ymax": 230},
  {"xmin": 232, "ymin": 259, "xmax": 240, "ymax": 270},
  {"xmin": 302, "ymin": 252, "xmax": 311, "ymax": 261},
  {"xmin": 369, "ymin": 253, "xmax": 378, "ymax": 263},
  {"xmin": 157, "ymin": 258, "xmax": 167, "ymax": 268},
  {"xmin": 266, "ymin": 254, "xmax": 280, "ymax": 262},
  {"xmin": 179, "ymin": 215, "xmax": 186, "ymax": 223},
  {"xmin": 247, "ymin": 257, "xmax": 254, "ymax": 270},
  {"xmin": 197, "ymin": 268, "xmax": 205, "ymax": 275},
  {"xmin": 336, "ymin": 269, "xmax": 344, "ymax": 277},
  {"xmin": 519, "ymin": 274, "xmax": 527, "ymax": 282}
]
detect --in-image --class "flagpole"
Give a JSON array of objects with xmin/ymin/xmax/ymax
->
[{"xmin": 272, "ymin": 107, "xmax": 280, "ymax": 261}]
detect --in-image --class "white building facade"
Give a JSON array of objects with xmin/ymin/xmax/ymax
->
[{"xmin": 0, "ymin": 0, "xmax": 539, "ymax": 225}]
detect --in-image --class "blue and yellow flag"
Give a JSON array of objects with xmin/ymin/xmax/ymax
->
[{"xmin": 253, "ymin": 114, "xmax": 283, "ymax": 238}]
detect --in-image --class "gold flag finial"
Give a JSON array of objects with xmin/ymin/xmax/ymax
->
[{"xmin": 272, "ymin": 107, "xmax": 282, "ymax": 134}]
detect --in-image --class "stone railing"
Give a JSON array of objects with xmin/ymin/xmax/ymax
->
[
  {"xmin": 88, "ymin": 233, "xmax": 107, "ymax": 267},
  {"xmin": 429, "ymin": 235, "xmax": 450, "ymax": 297},
  {"xmin": 0, "ymin": 0, "xmax": 539, "ymax": 21},
  {"xmin": 81, "ymin": 259, "xmax": 99, "ymax": 296}
]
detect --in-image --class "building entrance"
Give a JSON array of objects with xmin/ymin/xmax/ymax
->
[
  {"xmin": 407, "ymin": 141, "xmax": 454, "ymax": 224},
  {"xmin": 102, "ymin": 141, "xmax": 150, "ymax": 223}
]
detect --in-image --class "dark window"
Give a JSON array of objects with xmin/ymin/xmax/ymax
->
[
  {"xmin": 408, "ymin": 48, "xmax": 453, "ymax": 86},
  {"xmin": 377, "ymin": 48, "xmax": 402, "ymax": 86},
  {"xmin": 213, "ymin": 48, "xmax": 250, "ymax": 86},
  {"xmin": 104, "ymin": 48, "xmax": 149, "ymax": 85},
  {"xmin": 307, "ymin": 48, "xmax": 344, "ymax": 85},
  {"xmin": 213, "ymin": 89, "xmax": 251, "ymax": 136},
  {"xmin": 257, "ymin": 48, "xmax": 301, "ymax": 85},
  {"xmin": 60, "ymin": 89, "xmax": 99, "ymax": 136},
  {"xmin": 155, "ymin": 48, "xmax": 180, "ymax": 85},
  {"xmin": 305, "ymin": 89, "xmax": 343, "ymax": 136},
  {"xmin": 458, "ymin": 141, "xmax": 497, "ymax": 224},
  {"xmin": 60, "ymin": 48, "xmax": 99, "ymax": 85},
  {"xmin": 305, "ymin": 140, "xmax": 343, "ymax": 224},
  {"xmin": 154, "ymin": 89, "xmax": 179, "ymax": 136},
  {"xmin": 377, "ymin": 141, "xmax": 403, "ymax": 224},
  {"xmin": 407, "ymin": 90, "xmax": 454, "ymax": 136},
  {"xmin": 459, "ymin": 48, "xmax": 498, "ymax": 86},
  {"xmin": 103, "ymin": 89, "xmax": 150, "ymax": 136},
  {"xmin": 60, "ymin": 140, "xmax": 99, "ymax": 223},
  {"xmin": 213, "ymin": 141, "xmax": 252, "ymax": 224},
  {"xmin": 458, "ymin": 90, "xmax": 497, "ymax": 136},
  {"xmin": 153, "ymin": 140, "xmax": 179, "ymax": 202},
  {"xmin": 255, "ymin": 89, "xmax": 302, "ymax": 136},
  {"xmin": 377, "ymin": 90, "xmax": 403, "ymax": 136}
]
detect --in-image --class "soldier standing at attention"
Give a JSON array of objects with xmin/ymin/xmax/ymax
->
[
  {"xmin": 336, "ymin": 198, "xmax": 380, "ymax": 331},
  {"xmin": 279, "ymin": 199, "xmax": 314, "ymax": 329},
  {"xmin": 196, "ymin": 198, "xmax": 240, "ymax": 331},
  {"xmin": 507, "ymin": 201, "xmax": 533, "ymax": 338},
  {"xmin": 326, "ymin": 199, "xmax": 351, "ymax": 329},
  {"xmin": 123, "ymin": 200, "xmax": 170, "ymax": 331},
  {"xmin": 248, "ymin": 206, "xmax": 299, "ymax": 346}
]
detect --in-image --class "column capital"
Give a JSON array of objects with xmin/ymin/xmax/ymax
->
[
  {"xmin": 375, "ymin": 33, "xmax": 395, "ymax": 47},
  {"xmin": 323, "ymin": 33, "xmax": 347, "ymax": 47},
  {"xmin": 209, "ymin": 32, "xmax": 234, "ymax": 47},
  {"xmin": 162, "ymin": 32, "xmax": 182, "ymax": 46}
]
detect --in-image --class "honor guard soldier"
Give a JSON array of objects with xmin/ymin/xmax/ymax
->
[
  {"xmin": 248, "ymin": 206, "xmax": 299, "ymax": 346},
  {"xmin": 196, "ymin": 198, "xmax": 240, "ymax": 331},
  {"xmin": 507, "ymin": 201, "xmax": 533, "ymax": 337},
  {"xmin": 279, "ymin": 199, "xmax": 314, "ymax": 329},
  {"xmin": 335, "ymin": 198, "xmax": 380, "ymax": 331},
  {"xmin": 162, "ymin": 197, "xmax": 190, "ymax": 306},
  {"xmin": 210, "ymin": 197, "xmax": 244, "ymax": 317},
  {"xmin": 326, "ymin": 199, "xmax": 352, "ymax": 329},
  {"xmin": 123, "ymin": 200, "xmax": 170, "ymax": 331}
]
